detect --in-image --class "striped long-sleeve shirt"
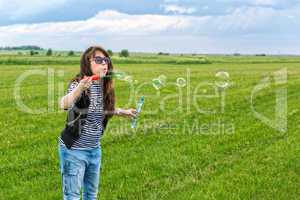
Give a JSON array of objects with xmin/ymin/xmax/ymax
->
[{"xmin": 59, "ymin": 80, "xmax": 105, "ymax": 149}]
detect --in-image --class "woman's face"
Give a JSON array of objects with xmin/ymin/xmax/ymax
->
[{"xmin": 90, "ymin": 50, "xmax": 109, "ymax": 76}]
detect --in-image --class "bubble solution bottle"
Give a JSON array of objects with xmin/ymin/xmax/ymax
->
[{"xmin": 131, "ymin": 96, "xmax": 145, "ymax": 129}]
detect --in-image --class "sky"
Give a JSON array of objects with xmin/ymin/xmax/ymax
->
[{"xmin": 0, "ymin": 0, "xmax": 299, "ymax": 54}]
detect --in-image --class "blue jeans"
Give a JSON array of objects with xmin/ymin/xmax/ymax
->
[{"xmin": 58, "ymin": 144, "xmax": 101, "ymax": 200}]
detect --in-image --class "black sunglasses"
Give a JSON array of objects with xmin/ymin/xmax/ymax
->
[{"xmin": 94, "ymin": 56, "xmax": 111, "ymax": 65}]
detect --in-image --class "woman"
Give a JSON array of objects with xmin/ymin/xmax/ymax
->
[{"xmin": 58, "ymin": 46, "xmax": 136, "ymax": 200}]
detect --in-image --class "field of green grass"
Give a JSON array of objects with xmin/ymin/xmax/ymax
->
[{"xmin": 0, "ymin": 53, "xmax": 299, "ymax": 199}]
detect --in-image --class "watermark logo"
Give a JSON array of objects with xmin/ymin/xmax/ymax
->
[
  {"xmin": 13, "ymin": 67, "xmax": 289, "ymax": 136},
  {"xmin": 250, "ymin": 68, "xmax": 287, "ymax": 133}
]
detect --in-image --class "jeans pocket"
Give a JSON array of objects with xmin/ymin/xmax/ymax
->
[{"xmin": 63, "ymin": 160, "xmax": 81, "ymax": 195}]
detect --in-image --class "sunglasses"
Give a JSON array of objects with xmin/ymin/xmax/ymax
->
[{"xmin": 93, "ymin": 56, "xmax": 111, "ymax": 65}]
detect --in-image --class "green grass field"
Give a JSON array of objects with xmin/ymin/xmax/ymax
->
[{"xmin": 0, "ymin": 53, "xmax": 299, "ymax": 199}]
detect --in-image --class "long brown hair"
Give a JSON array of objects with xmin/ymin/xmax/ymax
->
[{"xmin": 70, "ymin": 46, "xmax": 115, "ymax": 128}]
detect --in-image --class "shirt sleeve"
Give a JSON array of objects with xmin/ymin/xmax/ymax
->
[
  {"xmin": 67, "ymin": 81, "xmax": 79, "ymax": 94},
  {"xmin": 65, "ymin": 81, "xmax": 81, "ymax": 110}
]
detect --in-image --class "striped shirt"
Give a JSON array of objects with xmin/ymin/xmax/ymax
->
[{"xmin": 59, "ymin": 79, "xmax": 105, "ymax": 149}]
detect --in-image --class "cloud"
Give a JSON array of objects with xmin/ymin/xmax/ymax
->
[
  {"xmin": 161, "ymin": 4, "xmax": 197, "ymax": 14},
  {"xmin": 253, "ymin": 0, "xmax": 277, "ymax": 6},
  {"xmin": 0, "ymin": 10, "xmax": 191, "ymax": 38},
  {"xmin": 0, "ymin": 5, "xmax": 299, "ymax": 53},
  {"xmin": 1, "ymin": 0, "xmax": 300, "ymax": 27},
  {"xmin": 214, "ymin": 6, "xmax": 277, "ymax": 32},
  {"xmin": 230, "ymin": 0, "xmax": 300, "ymax": 9}
]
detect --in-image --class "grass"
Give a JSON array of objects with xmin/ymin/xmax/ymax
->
[{"xmin": 0, "ymin": 54, "xmax": 299, "ymax": 200}]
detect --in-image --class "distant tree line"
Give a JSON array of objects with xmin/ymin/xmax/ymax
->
[
  {"xmin": 0, "ymin": 45, "xmax": 43, "ymax": 50},
  {"xmin": 1, "ymin": 46, "xmax": 132, "ymax": 58}
]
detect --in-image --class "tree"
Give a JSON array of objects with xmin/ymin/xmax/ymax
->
[
  {"xmin": 46, "ymin": 48, "xmax": 52, "ymax": 56},
  {"xmin": 107, "ymin": 49, "xmax": 113, "ymax": 56},
  {"xmin": 158, "ymin": 52, "xmax": 169, "ymax": 56},
  {"xmin": 119, "ymin": 49, "xmax": 129, "ymax": 57},
  {"xmin": 68, "ymin": 50, "xmax": 75, "ymax": 56},
  {"xmin": 30, "ymin": 50, "xmax": 34, "ymax": 56}
]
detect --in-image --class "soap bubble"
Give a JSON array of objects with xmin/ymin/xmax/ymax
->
[
  {"xmin": 152, "ymin": 75, "xmax": 167, "ymax": 90},
  {"xmin": 103, "ymin": 71, "xmax": 124, "ymax": 80},
  {"xmin": 215, "ymin": 71, "xmax": 230, "ymax": 88},
  {"xmin": 124, "ymin": 75, "xmax": 133, "ymax": 83},
  {"xmin": 176, "ymin": 77, "xmax": 186, "ymax": 87},
  {"xmin": 113, "ymin": 71, "xmax": 127, "ymax": 80},
  {"xmin": 104, "ymin": 71, "xmax": 135, "ymax": 83},
  {"xmin": 158, "ymin": 75, "xmax": 167, "ymax": 85},
  {"xmin": 152, "ymin": 78, "xmax": 163, "ymax": 90}
]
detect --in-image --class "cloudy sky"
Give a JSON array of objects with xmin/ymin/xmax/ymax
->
[{"xmin": 0, "ymin": 0, "xmax": 299, "ymax": 54}]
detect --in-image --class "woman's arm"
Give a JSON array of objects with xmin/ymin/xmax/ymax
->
[
  {"xmin": 59, "ymin": 84, "xmax": 83, "ymax": 110},
  {"xmin": 59, "ymin": 77, "xmax": 93, "ymax": 110},
  {"xmin": 113, "ymin": 108, "xmax": 137, "ymax": 118}
]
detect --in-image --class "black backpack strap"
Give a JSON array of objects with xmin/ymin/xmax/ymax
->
[{"xmin": 60, "ymin": 93, "xmax": 90, "ymax": 149}]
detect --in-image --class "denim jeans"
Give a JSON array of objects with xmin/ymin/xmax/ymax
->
[{"xmin": 58, "ymin": 144, "xmax": 101, "ymax": 200}]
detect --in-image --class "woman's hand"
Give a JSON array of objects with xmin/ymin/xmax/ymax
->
[
  {"xmin": 116, "ymin": 108, "xmax": 137, "ymax": 118},
  {"xmin": 78, "ymin": 76, "xmax": 93, "ymax": 91},
  {"xmin": 60, "ymin": 78, "xmax": 91, "ymax": 110}
]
